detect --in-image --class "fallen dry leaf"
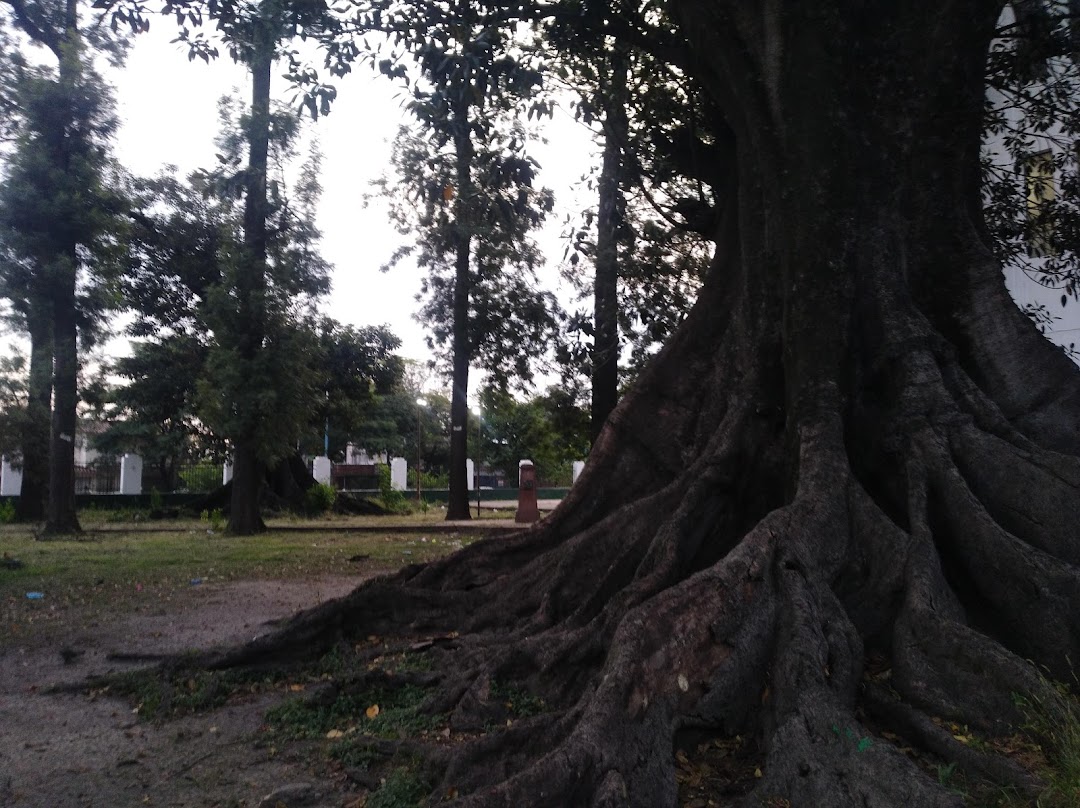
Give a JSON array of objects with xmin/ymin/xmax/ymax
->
[{"xmin": 365, "ymin": 704, "xmax": 380, "ymax": 719}]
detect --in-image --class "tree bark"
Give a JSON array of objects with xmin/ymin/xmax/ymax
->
[
  {"xmin": 181, "ymin": 2, "xmax": 1080, "ymax": 805},
  {"xmin": 445, "ymin": 72, "xmax": 474, "ymax": 522},
  {"xmin": 42, "ymin": 10, "xmax": 82, "ymax": 536},
  {"xmin": 43, "ymin": 281, "xmax": 79, "ymax": 534},
  {"xmin": 227, "ymin": 12, "xmax": 273, "ymax": 536},
  {"xmin": 591, "ymin": 45, "xmax": 629, "ymax": 443},
  {"xmin": 15, "ymin": 302, "xmax": 51, "ymax": 521}
]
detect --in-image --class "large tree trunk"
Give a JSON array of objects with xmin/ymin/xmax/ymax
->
[
  {"xmin": 227, "ymin": 16, "xmax": 273, "ymax": 536},
  {"xmin": 15, "ymin": 303, "xmax": 51, "ymax": 521},
  {"xmin": 43, "ymin": 273, "xmax": 79, "ymax": 534},
  {"xmin": 186, "ymin": 1, "xmax": 1080, "ymax": 805}
]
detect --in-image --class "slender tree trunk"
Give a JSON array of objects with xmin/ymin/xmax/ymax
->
[
  {"xmin": 44, "ymin": 268, "xmax": 79, "ymax": 534},
  {"xmin": 590, "ymin": 46, "xmax": 630, "ymax": 443},
  {"xmin": 446, "ymin": 83, "xmax": 474, "ymax": 521},
  {"xmin": 228, "ymin": 15, "xmax": 273, "ymax": 535},
  {"xmin": 15, "ymin": 303, "xmax": 51, "ymax": 521}
]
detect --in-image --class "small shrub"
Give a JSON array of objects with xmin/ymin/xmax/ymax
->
[
  {"xmin": 377, "ymin": 465, "xmax": 408, "ymax": 513},
  {"xmin": 148, "ymin": 487, "xmax": 163, "ymax": 513},
  {"xmin": 200, "ymin": 508, "xmax": 226, "ymax": 531},
  {"xmin": 303, "ymin": 482, "xmax": 337, "ymax": 515},
  {"xmin": 0, "ymin": 499, "xmax": 15, "ymax": 524}
]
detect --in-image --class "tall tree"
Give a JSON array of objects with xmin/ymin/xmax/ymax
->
[
  {"xmin": 548, "ymin": 20, "xmax": 713, "ymax": 442},
  {"xmin": 118, "ymin": 106, "xmax": 332, "ymax": 524},
  {"xmin": 375, "ymin": 14, "xmax": 562, "ymax": 519},
  {"xmin": 0, "ymin": 4, "xmax": 126, "ymax": 532},
  {"xmin": 205, "ymin": 1, "xmax": 1080, "ymax": 805}
]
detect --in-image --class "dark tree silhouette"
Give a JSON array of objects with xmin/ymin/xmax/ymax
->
[{"xmin": 145, "ymin": 1, "xmax": 1080, "ymax": 805}]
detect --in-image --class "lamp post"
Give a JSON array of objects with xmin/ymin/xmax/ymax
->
[
  {"xmin": 415, "ymin": 398, "xmax": 427, "ymax": 502},
  {"xmin": 472, "ymin": 405, "xmax": 481, "ymax": 517}
]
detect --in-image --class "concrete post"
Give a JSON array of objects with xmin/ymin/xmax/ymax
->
[
  {"xmin": 466, "ymin": 459, "xmax": 475, "ymax": 491},
  {"xmin": 223, "ymin": 461, "xmax": 233, "ymax": 485},
  {"xmin": 390, "ymin": 457, "xmax": 407, "ymax": 491},
  {"xmin": 119, "ymin": 454, "xmax": 144, "ymax": 495},
  {"xmin": 312, "ymin": 456, "xmax": 332, "ymax": 484},
  {"xmin": 572, "ymin": 460, "xmax": 585, "ymax": 485},
  {"xmin": 1, "ymin": 455, "xmax": 22, "ymax": 496}
]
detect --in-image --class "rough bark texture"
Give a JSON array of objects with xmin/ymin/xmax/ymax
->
[
  {"xmin": 15, "ymin": 305, "xmax": 51, "ymax": 521},
  {"xmin": 44, "ymin": 282, "xmax": 79, "ymax": 534},
  {"xmin": 446, "ymin": 80, "xmax": 475, "ymax": 522},
  {"xmin": 191, "ymin": 1, "xmax": 1080, "ymax": 805},
  {"xmin": 42, "ymin": 17, "xmax": 82, "ymax": 536},
  {"xmin": 227, "ymin": 19, "xmax": 273, "ymax": 536},
  {"xmin": 591, "ymin": 46, "xmax": 629, "ymax": 443}
]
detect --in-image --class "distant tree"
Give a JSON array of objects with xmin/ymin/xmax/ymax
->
[
  {"xmin": 84, "ymin": 335, "xmax": 217, "ymax": 491},
  {"xmin": 0, "ymin": 349, "xmax": 27, "ymax": 461},
  {"xmin": 0, "ymin": 10, "xmax": 128, "ymax": 532},
  {"xmin": 478, "ymin": 384, "xmax": 589, "ymax": 486},
  {"xmin": 546, "ymin": 19, "xmax": 714, "ymax": 441},
  {"xmin": 374, "ymin": 10, "xmax": 562, "ymax": 519},
  {"xmin": 119, "ymin": 104, "xmax": 331, "ymax": 523},
  {"xmin": 299, "ymin": 317, "xmax": 405, "ymax": 460}
]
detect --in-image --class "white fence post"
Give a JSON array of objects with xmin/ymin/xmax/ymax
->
[
  {"xmin": 0, "ymin": 455, "xmax": 22, "ymax": 496},
  {"xmin": 312, "ymin": 456, "xmax": 332, "ymax": 484},
  {"xmin": 572, "ymin": 460, "xmax": 585, "ymax": 485},
  {"xmin": 119, "ymin": 454, "xmax": 143, "ymax": 495},
  {"xmin": 390, "ymin": 457, "xmax": 407, "ymax": 491}
]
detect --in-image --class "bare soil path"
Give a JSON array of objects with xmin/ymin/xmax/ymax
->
[{"xmin": 0, "ymin": 575, "xmax": 372, "ymax": 808}]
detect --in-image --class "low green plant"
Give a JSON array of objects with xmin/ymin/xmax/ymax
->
[
  {"xmin": 377, "ymin": 465, "xmax": 408, "ymax": 513},
  {"xmin": 0, "ymin": 498, "xmax": 15, "ymax": 524},
  {"xmin": 266, "ymin": 683, "xmax": 442, "ymax": 740},
  {"xmin": 367, "ymin": 767, "xmax": 429, "ymax": 808},
  {"xmin": 200, "ymin": 508, "xmax": 225, "ymax": 531},
  {"xmin": 1013, "ymin": 677, "xmax": 1080, "ymax": 806},
  {"xmin": 148, "ymin": 487, "xmax": 164, "ymax": 513},
  {"xmin": 107, "ymin": 665, "xmax": 272, "ymax": 720},
  {"xmin": 490, "ymin": 679, "xmax": 547, "ymax": 718},
  {"xmin": 303, "ymin": 482, "xmax": 337, "ymax": 515}
]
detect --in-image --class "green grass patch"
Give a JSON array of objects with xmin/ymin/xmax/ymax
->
[
  {"xmin": 101, "ymin": 664, "xmax": 281, "ymax": 721},
  {"xmin": 266, "ymin": 682, "xmax": 443, "ymax": 741},
  {"xmin": 491, "ymin": 679, "xmax": 547, "ymax": 718},
  {"xmin": 0, "ymin": 515, "xmax": 477, "ymax": 642}
]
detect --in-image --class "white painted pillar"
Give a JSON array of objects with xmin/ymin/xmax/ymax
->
[
  {"xmin": 390, "ymin": 457, "xmax": 407, "ymax": 491},
  {"xmin": 119, "ymin": 454, "xmax": 144, "ymax": 495},
  {"xmin": 466, "ymin": 459, "xmax": 475, "ymax": 490},
  {"xmin": 572, "ymin": 460, "xmax": 585, "ymax": 485},
  {"xmin": 222, "ymin": 461, "xmax": 233, "ymax": 484},
  {"xmin": 312, "ymin": 456, "xmax": 332, "ymax": 484},
  {"xmin": 1, "ymin": 455, "xmax": 22, "ymax": 496}
]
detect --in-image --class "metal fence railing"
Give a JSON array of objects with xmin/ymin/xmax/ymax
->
[{"xmin": 74, "ymin": 462, "xmax": 120, "ymax": 494}]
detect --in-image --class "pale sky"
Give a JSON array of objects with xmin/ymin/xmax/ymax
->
[{"xmin": 109, "ymin": 23, "xmax": 598, "ymax": 390}]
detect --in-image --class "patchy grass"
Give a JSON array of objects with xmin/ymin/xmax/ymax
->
[
  {"xmin": 490, "ymin": 679, "xmax": 547, "ymax": 719},
  {"xmin": 266, "ymin": 682, "xmax": 443, "ymax": 741},
  {"xmin": 0, "ymin": 513, "xmax": 480, "ymax": 643},
  {"xmin": 366, "ymin": 766, "xmax": 431, "ymax": 808}
]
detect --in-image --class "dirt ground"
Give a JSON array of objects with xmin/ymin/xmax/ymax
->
[{"xmin": 0, "ymin": 575, "xmax": 374, "ymax": 808}]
